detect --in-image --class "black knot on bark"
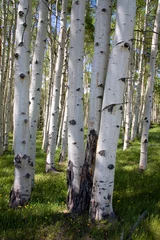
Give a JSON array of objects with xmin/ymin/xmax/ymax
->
[
  {"xmin": 24, "ymin": 119, "xmax": 28, "ymax": 123},
  {"xmin": 98, "ymin": 150, "xmax": 105, "ymax": 156},
  {"xmin": 124, "ymin": 42, "xmax": 130, "ymax": 49},
  {"xmin": 15, "ymin": 53, "xmax": 19, "ymax": 58},
  {"xmin": 108, "ymin": 164, "xmax": 114, "ymax": 170},
  {"xmin": 23, "ymin": 22, "xmax": 27, "ymax": 28},
  {"xmin": 102, "ymin": 8, "xmax": 106, "ymax": 12},
  {"xmin": 69, "ymin": 119, "xmax": 76, "ymax": 125},
  {"xmin": 20, "ymin": 73, "xmax": 25, "ymax": 79},
  {"xmin": 19, "ymin": 11, "xmax": 24, "ymax": 17},
  {"xmin": 25, "ymin": 173, "xmax": 30, "ymax": 179},
  {"xmin": 18, "ymin": 42, "xmax": 23, "ymax": 46}
]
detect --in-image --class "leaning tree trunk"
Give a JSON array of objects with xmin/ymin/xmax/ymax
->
[
  {"xmin": 77, "ymin": 0, "xmax": 112, "ymax": 213},
  {"xmin": 67, "ymin": 0, "xmax": 86, "ymax": 213},
  {"xmin": 9, "ymin": 0, "xmax": 32, "ymax": 208},
  {"xmin": 139, "ymin": 1, "xmax": 160, "ymax": 171},
  {"xmin": 29, "ymin": 0, "xmax": 48, "ymax": 186},
  {"xmin": 90, "ymin": 0, "xmax": 136, "ymax": 221},
  {"xmin": 45, "ymin": 0, "xmax": 68, "ymax": 172}
]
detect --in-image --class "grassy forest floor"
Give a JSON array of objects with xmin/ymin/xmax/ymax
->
[{"xmin": 0, "ymin": 125, "xmax": 160, "ymax": 240}]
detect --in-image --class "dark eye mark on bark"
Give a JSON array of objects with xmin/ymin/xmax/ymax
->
[
  {"xmin": 108, "ymin": 164, "xmax": 114, "ymax": 170},
  {"xmin": 69, "ymin": 120, "xmax": 76, "ymax": 125},
  {"xmin": 98, "ymin": 150, "xmax": 105, "ymax": 156}
]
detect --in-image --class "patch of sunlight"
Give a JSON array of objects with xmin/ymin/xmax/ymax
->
[
  {"xmin": 148, "ymin": 215, "xmax": 160, "ymax": 237},
  {"xmin": 123, "ymin": 165, "xmax": 135, "ymax": 171}
]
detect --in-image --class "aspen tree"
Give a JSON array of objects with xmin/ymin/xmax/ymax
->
[
  {"xmin": 131, "ymin": 0, "xmax": 150, "ymax": 141},
  {"xmin": 9, "ymin": 0, "xmax": 32, "ymax": 208},
  {"xmin": 67, "ymin": 0, "xmax": 86, "ymax": 213},
  {"xmin": 29, "ymin": 0, "xmax": 48, "ymax": 185},
  {"xmin": 77, "ymin": 0, "xmax": 112, "ymax": 212},
  {"xmin": 139, "ymin": 0, "xmax": 160, "ymax": 171},
  {"xmin": 90, "ymin": 0, "xmax": 136, "ymax": 220},
  {"xmin": 45, "ymin": 0, "xmax": 68, "ymax": 172}
]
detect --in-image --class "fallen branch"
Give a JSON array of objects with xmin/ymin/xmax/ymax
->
[{"xmin": 126, "ymin": 210, "xmax": 148, "ymax": 240}]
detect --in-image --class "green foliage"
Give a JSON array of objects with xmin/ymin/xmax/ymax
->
[{"xmin": 1, "ymin": 127, "xmax": 160, "ymax": 239}]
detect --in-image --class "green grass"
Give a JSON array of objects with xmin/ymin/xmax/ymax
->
[{"xmin": 0, "ymin": 127, "xmax": 160, "ymax": 240}]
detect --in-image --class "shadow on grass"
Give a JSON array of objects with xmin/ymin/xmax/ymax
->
[{"xmin": 1, "ymin": 127, "xmax": 160, "ymax": 239}]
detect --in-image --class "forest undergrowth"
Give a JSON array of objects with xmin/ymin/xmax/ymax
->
[{"xmin": 0, "ymin": 125, "xmax": 160, "ymax": 240}]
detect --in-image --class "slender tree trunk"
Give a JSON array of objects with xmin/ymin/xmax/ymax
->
[
  {"xmin": 90, "ymin": 0, "xmax": 136, "ymax": 220},
  {"xmin": 67, "ymin": 0, "xmax": 86, "ymax": 213},
  {"xmin": 123, "ymin": 58, "xmax": 133, "ymax": 150},
  {"xmin": 139, "ymin": 1, "xmax": 160, "ymax": 171},
  {"xmin": 29, "ymin": 0, "xmax": 48, "ymax": 186},
  {"xmin": 59, "ymin": 89, "xmax": 68, "ymax": 163},
  {"xmin": 77, "ymin": 0, "xmax": 112, "ymax": 213},
  {"xmin": 131, "ymin": 0, "xmax": 150, "ymax": 141},
  {"xmin": 45, "ymin": 0, "xmax": 68, "ymax": 172},
  {"xmin": 9, "ymin": 0, "xmax": 32, "ymax": 208}
]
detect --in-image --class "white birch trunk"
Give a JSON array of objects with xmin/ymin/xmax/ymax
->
[
  {"xmin": 67, "ymin": 0, "xmax": 86, "ymax": 213},
  {"xmin": 9, "ymin": 0, "xmax": 32, "ymax": 208},
  {"xmin": 29, "ymin": 0, "xmax": 48, "ymax": 186},
  {"xmin": 139, "ymin": 1, "xmax": 160, "ymax": 171},
  {"xmin": 45, "ymin": 0, "xmax": 68, "ymax": 172},
  {"xmin": 90, "ymin": 0, "xmax": 136, "ymax": 220}
]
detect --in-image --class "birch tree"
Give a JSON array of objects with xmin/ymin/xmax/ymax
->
[
  {"xmin": 9, "ymin": 0, "xmax": 32, "ymax": 208},
  {"xmin": 90, "ymin": 0, "xmax": 136, "ymax": 220},
  {"xmin": 139, "ymin": 0, "xmax": 160, "ymax": 171},
  {"xmin": 29, "ymin": 0, "xmax": 48, "ymax": 185},
  {"xmin": 45, "ymin": 0, "xmax": 68, "ymax": 172},
  {"xmin": 67, "ymin": 0, "xmax": 86, "ymax": 213}
]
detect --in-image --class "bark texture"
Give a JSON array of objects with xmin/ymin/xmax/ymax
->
[
  {"xmin": 90, "ymin": 0, "xmax": 136, "ymax": 220},
  {"xmin": 67, "ymin": 0, "xmax": 86, "ymax": 213},
  {"xmin": 139, "ymin": 1, "xmax": 160, "ymax": 171},
  {"xmin": 77, "ymin": 0, "xmax": 112, "ymax": 213},
  {"xmin": 46, "ymin": 0, "xmax": 68, "ymax": 172},
  {"xmin": 9, "ymin": 0, "xmax": 32, "ymax": 208},
  {"xmin": 29, "ymin": 0, "xmax": 48, "ymax": 185}
]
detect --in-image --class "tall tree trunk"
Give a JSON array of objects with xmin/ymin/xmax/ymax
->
[
  {"xmin": 139, "ymin": 1, "xmax": 160, "ymax": 171},
  {"xmin": 59, "ymin": 89, "xmax": 68, "ymax": 163},
  {"xmin": 45, "ymin": 0, "xmax": 68, "ymax": 172},
  {"xmin": 67, "ymin": 0, "xmax": 86, "ymax": 213},
  {"xmin": 90, "ymin": 0, "xmax": 136, "ymax": 221},
  {"xmin": 9, "ymin": 0, "xmax": 32, "ymax": 208},
  {"xmin": 123, "ymin": 57, "xmax": 133, "ymax": 150},
  {"xmin": 29, "ymin": 0, "xmax": 48, "ymax": 186},
  {"xmin": 77, "ymin": 0, "xmax": 112, "ymax": 213},
  {"xmin": 131, "ymin": 0, "xmax": 150, "ymax": 141}
]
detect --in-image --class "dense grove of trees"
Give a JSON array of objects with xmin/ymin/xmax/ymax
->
[{"xmin": 0, "ymin": 0, "xmax": 160, "ymax": 221}]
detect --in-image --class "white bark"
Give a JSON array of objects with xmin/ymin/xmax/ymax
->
[
  {"xmin": 139, "ymin": 1, "xmax": 160, "ymax": 171},
  {"xmin": 75, "ymin": 0, "xmax": 112, "ymax": 213},
  {"xmin": 131, "ymin": 0, "xmax": 150, "ymax": 141},
  {"xmin": 90, "ymin": 0, "xmax": 136, "ymax": 220},
  {"xmin": 59, "ymin": 89, "xmax": 68, "ymax": 163},
  {"xmin": 45, "ymin": 0, "xmax": 68, "ymax": 172},
  {"xmin": 123, "ymin": 62, "xmax": 133, "ymax": 150},
  {"xmin": 89, "ymin": 0, "xmax": 111, "ymax": 134},
  {"xmin": 67, "ymin": 0, "xmax": 86, "ymax": 212},
  {"xmin": 9, "ymin": 0, "xmax": 32, "ymax": 208},
  {"xmin": 29, "ymin": 0, "xmax": 48, "ymax": 185}
]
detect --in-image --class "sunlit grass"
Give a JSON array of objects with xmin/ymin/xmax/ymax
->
[{"xmin": 0, "ymin": 126, "xmax": 160, "ymax": 239}]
